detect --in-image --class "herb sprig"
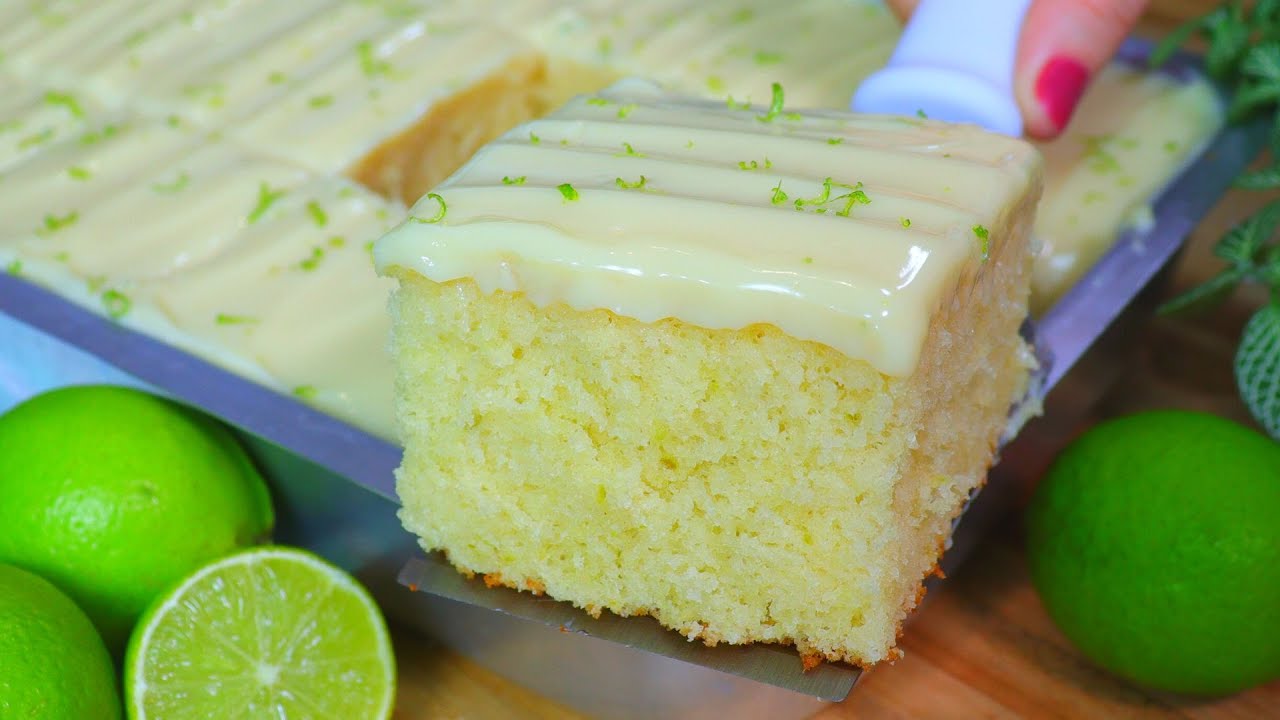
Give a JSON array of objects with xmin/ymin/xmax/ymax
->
[{"xmin": 1152, "ymin": 1, "xmax": 1280, "ymax": 438}]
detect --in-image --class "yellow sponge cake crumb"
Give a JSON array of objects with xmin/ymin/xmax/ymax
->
[{"xmin": 376, "ymin": 79, "xmax": 1043, "ymax": 666}]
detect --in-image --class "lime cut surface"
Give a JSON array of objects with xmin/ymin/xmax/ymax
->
[{"xmin": 125, "ymin": 546, "xmax": 396, "ymax": 719}]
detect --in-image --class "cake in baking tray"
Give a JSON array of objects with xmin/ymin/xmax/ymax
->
[
  {"xmin": 374, "ymin": 78, "xmax": 1044, "ymax": 666},
  {"xmin": 0, "ymin": 0, "xmax": 1221, "ymax": 438}
]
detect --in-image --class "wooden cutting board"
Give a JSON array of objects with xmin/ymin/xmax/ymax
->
[{"xmin": 389, "ymin": 3, "xmax": 1280, "ymax": 716}]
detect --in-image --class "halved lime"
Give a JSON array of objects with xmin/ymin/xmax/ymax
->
[{"xmin": 125, "ymin": 546, "xmax": 396, "ymax": 719}]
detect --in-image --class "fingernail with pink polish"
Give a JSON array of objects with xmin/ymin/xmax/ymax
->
[{"xmin": 1034, "ymin": 57, "xmax": 1089, "ymax": 132}]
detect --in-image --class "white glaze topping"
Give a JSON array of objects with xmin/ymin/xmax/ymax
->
[{"xmin": 375, "ymin": 79, "xmax": 1042, "ymax": 376}]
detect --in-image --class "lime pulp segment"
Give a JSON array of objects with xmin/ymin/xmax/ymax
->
[{"xmin": 126, "ymin": 547, "xmax": 395, "ymax": 719}]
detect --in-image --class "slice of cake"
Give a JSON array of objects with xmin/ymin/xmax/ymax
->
[
  {"xmin": 136, "ymin": 177, "xmax": 403, "ymax": 440},
  {"xmin": 374, "ymin": 79, "xmax": 1044, "ymax": 666},
  {"xmin": 0, "ymin": 107, "xmax": 404, "ymax": 439}
]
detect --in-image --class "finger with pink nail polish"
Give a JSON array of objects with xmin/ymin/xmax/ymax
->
[{"xmin": 883, "ymin": 0, "xmax": 1149, "ymax": 139}]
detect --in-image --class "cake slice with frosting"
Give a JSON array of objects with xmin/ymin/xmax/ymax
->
[{"xmin": 374, "ymin": 79, "xmax": 1043, "ymax": 667}]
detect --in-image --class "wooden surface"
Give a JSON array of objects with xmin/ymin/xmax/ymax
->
[{"xmin": 389, "ymin": 3, "xmax": 1280, "ymax": 717}]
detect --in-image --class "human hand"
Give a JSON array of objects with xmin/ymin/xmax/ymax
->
[{"xmin": 884, "ymin": 0, "xmax": 1148, "ymax": 139}]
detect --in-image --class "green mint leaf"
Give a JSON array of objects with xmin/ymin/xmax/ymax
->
[
  {"xmin": 1235, "ymin": 165, "xmax": 1280, "ymax": 189},
  {"xmin": 1256, "ymin": 0, "xmax": 1280, "ymax": 24},
  {"xmin": 1235, "ymin": 303, "xmax": 1280, "ymax": 439},
  {"xmin": 1241, "ymin": 41, "xmax": 1280, "ymax": 82},
  {"xmin": 1204, "ymin": 8, "xmax": 1251, "ymax": 78},
  {"xmin": 1256, "ymin": 246, "xmax": 1280, "ymax": 285},
  {"xmin": 101, "ymin": 289, "xmax": 131, "ymax": 320},
  {"xmin": 1215, "ymin": 199, "xmax": 1280, "ymax": 265},
  {"xmin": 1148, "ymin": 15, "xmax": 1207, "ymax": 69},
  {"xmin": 1226, "ymin": 80, "xmax": 1280, "ymax": 121},
  {"xmin": 1157, "ymin": 266, "xmax": 1248, "ymax": 316}
]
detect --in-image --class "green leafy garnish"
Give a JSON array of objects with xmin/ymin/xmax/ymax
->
[
  {"xmin": 900, "ymin": 217, "xmax": 912, "ymax": 229},
  {"xmin": 1236, "ymin": 303, "xmax": 1280, "ymax": 438},
  {"xmin": 558, "ymin": 183, "xmax": 579, "ymax": 202},
  {"xmin": 308, "ymin": 94, "xmax": 334, "ymax": 108},
  {"xmin": 737, "ymin": 158, "xmax": 771, "ymax": 171},
  {"xmin": 618, "ymin": 142, "xmax": 644, "ymax": 157},
  {"xmin": 293, "ymin": 385, "xmax": 318, "ymax": 400},
  {"xmin": 915, "ymin": 108, "xmax": 928, "ymax": 119},
  {"xmin": 827, "ymin": 137, "xmax": 844, "ymax": 145},
  {"xmin": 215, "ymin": 313, "xmax": 258, "ymax": 326},
  {"xmin": 616, "ymin": 103, "xmax": 637, "ymax": 119},
  {"xmin": 1153, "ymin": 4, "xmax": 1280, "ymax": 437},
  {"xmin": 528, "ymin": 131, "xmax": 541, "ymax": 144},
  {"xmin": 247, "ymin": 183, "xmax": 287, "ymax": 224},
  {"xmin": 38, "ymin": 211, "xmax": 79, "ymax": 236},
  {"xmin": 181, "ymin": 82, "xmax": 226, "ymax": 109},
  {"xmin": 770, "ymin": 181, "xmax": 788, "ymax": 205},
  {"xmin": 18, "ymin": 128, "xmax": 54, "ymax": 149},
  {"xmin": 44, "ymin": 90, "xmax": 84, "ymax": 118},
  {"xmin": 299, "ymin": 246, "xmax": 325, "ymax": 271},
  {"xmin": 1082, "ymin": 189, "xmax": 1107, "ymax": 205},
  {"xmin": 614, "ymin": 175, "xmax": 648, "ymax": 190},
  {"xmin": 78, "ymin": 124, "xmax": 119, "ymax": 146},
  {"xmin": 753, "ymin": 50, "xmax": 783, "ymax": 65},
  {"xmin": 1081, "ymin": 134, "xmax": 1123, "ymax": 174},
  {"xmin": 357, "ymin": 41, "xmax": 393, "ymax": 78},
  {"xmin": 726, "ymin": 96, "xmax": 752, "ymax": 111},
  {"xmin": 306, "ymin": 200, "xmax": 328, "ymax": 227},
  {"xmin": 972, "ymin": 225, "xmax": 990, "ymax": 260},
  {"xmin": 502, "ymin": 175, "xmax": 527, "ymax": 185},
  {"xmin": 67, "ymin": 166, "xmax": 91, "ymax": 181},
  {"xmin": 792, "ymin": 178, "xmax": 869, "ymax": 217},
  {"xmin": 409, "ymin": 193, "xmax": 447, "ymax": 223},
  {"xmin": 152, "ymin": 172, "xmax": 190, "ymax": 194},
  {"xmin": 586, "ymin": 97, "xmax": 611, "ymax": 106},
  {"xmin": 125, "ymin": 28, "xmax": 148, "ymax": 49},
  {"xmin": 1153, "ymin": 3, "xmax": 1280, "ymax": 120},
  {"xmin": 793, "ymin": 180, "xmax": 835, "ymax": 210},
  {"xmin": 101, "ymin": 289, "xmax": 131, "ymax": 320},
  {"xmin": 757, "ymin": 82, "xmax": 786, "ymax": 122}
]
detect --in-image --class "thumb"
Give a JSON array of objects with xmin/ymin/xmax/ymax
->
[
  {"xmin": 880, "ymin": 0, "xmax": 1147, "ymax": 139},
  {"xmin": 1015, "ymin": 0, "xmax": 1149, "ymax": 138}
]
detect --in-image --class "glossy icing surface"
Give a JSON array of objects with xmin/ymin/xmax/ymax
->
[{"xmin": 375, "ymin": 79, "xmax": 1041, "ymax": 376}]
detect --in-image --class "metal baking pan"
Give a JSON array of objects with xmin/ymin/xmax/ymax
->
[{"xmin": 0, "ymin": 37, "xmax": 1268, "ymax": 720}]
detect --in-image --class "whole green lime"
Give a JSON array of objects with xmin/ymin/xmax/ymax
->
[
  {"xmin": 0, "ymin": 562, "xmax": 121, "ymax": 719},
  {"xmin": 1027, "ymin": 409, "xmax": 1280, "ymax": 696},
  {"xmin": 0, "ymin": 385, "xmax": 274, "ymax": 654}
]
